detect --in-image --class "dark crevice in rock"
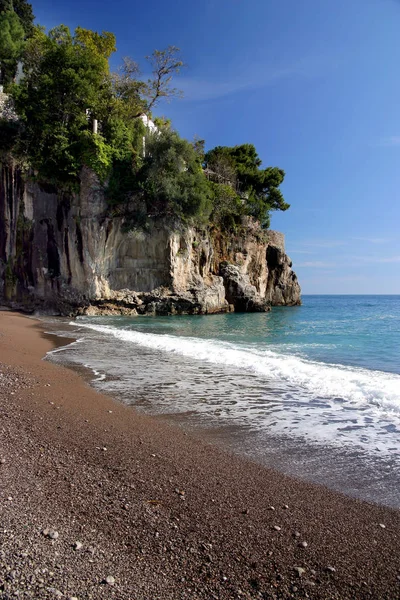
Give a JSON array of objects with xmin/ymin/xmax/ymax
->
[
  {"xmin": 75, "ymin": 221, "xmax": 84, "ymax": 264},
  {"xmin": 64, "ymin": 229, "xmax": 72, "ymax": 285}
]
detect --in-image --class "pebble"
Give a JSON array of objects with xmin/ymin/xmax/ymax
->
[
  {"xmin": 294, "ymin": 567, "xmax": 305, "ymax": 577},
  {"xmin": 0, "ymin": 458, "xmax": 5, "ymax": 464},
  {"xmin": 294, "ymin": 531, "xmax": 301, "ymax": 538},
  {"xmin": 299, "ymin": 541, "xmax": 308, "ymax": 548},
  {"xmin": 379, "ymin": 523, "xmax": 386, "ymax": 529},
  {"xmin": 73, "ymin": 541, "xmax": 83, "ymax": 551},
  {"xmin": 268, "ymin": 506, "xmax": 275, "ymax": 511},
  {"xmin": 283, "ymin": 504, "xmax": 289, "ymax": 509},
  {"xmin": 108, "ymin": 410, "xmax": 112, "ymax": 413},
  {"xmin": 273, "ymin": 526, "xmax": 281, "ymax": 531},
  {"xmin": 104, "ymin": 575, "xmax": 115, "ymax": 585},
  {"xmin": 43, "ymin": 529, "xmax": 59, "ymax": 540},
  {"xmin": 326, "ymin": 566, "xmax": 336, "ymax": 573},
  {"xmin": 48, "ymin": 589, "xmax": 63, "ymax": 597}
]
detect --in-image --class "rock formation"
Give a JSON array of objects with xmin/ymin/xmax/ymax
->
[{"xmin": 0, "ymin": 161, "xmax": 301, "ymax": 315}]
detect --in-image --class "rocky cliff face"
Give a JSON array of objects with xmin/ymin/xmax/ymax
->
[{"xmin": 0, "ymin": 161, "xmax": 301, "ymax": 315}]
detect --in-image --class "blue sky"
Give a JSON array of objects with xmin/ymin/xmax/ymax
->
[{"xmin": 32, "ymin": 0, "xmax": 400, "ymax": 294}]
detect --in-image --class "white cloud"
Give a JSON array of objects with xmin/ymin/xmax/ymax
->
[
  {"xmin": 352, "ymin": 236, "xmax": 391, "ymax": 244},
  {"xmin": 296, "ymin": 261, "xmax": 337, "ymax": 268},
  {"xmin": 351, "ymin": 255, "xmax": 400, "ymax": 264},
  {"xmin": 296, "ymin": 239, "xmax": 347, "ymax": 249},
  {"xmin": 176, "ymin": 55, "xmax": 332, "ymax": 103}
]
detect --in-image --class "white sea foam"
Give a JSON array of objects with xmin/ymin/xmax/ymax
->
[{"xmin": 72, "ymin": 322, "xmax": 400, "ymax": 416}]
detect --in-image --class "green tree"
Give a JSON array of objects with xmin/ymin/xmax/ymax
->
[
  {"xmin": 205, "ymin": 144, "xmax": 289, "ymax": 227},
  {"xmin": 13, "ymin": 24, "xmax": 116, "ymax": 187},
  {"xmin": 109, "ymin": 129, "xmax": 212, "ymax": 226},
  {"xmin": 0, "ymin": 0, "xmax": 34, "ymax": 36},
  {"xmin": 0, "ymin": 10, "xmax": 25, "ymax": 84},
  {"xmin": 110, "ymin": 46, "xmax": 184, "ymax": 121}
]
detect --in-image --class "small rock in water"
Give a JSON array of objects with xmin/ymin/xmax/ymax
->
[
  {"xmin": 273, "ymin": 525, "xmax": 281, "ymax": 531},
  {"xmin": 73, "ymin": 541, "xmax": 83, "ymax": 551},
  {"xmin": 104, "ymin": 575, "xmax": 115, "ymax": 585},
  {"xmin": 299, "ymin": 541, "xmax": 308, "ymax": 548}
]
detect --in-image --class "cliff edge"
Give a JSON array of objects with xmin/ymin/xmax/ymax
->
[{"xmin": 0, "ymin": 162, "xmax": 301, "ymax": 315}]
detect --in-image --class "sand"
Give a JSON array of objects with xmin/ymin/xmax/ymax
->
[{"xmin": 0, "ymin": 310, "xmax": 399, "ymax": 599}]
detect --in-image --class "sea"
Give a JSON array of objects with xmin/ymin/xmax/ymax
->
[{"xmin": 44, "ymin": 295, "xmax": 400, "ymax": 508}]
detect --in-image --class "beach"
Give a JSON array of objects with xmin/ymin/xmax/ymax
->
[{"xmin": 0, "ymin": 311, "xmax": 399, "ymax": 600}]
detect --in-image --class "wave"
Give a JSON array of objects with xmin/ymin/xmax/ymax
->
[{"xmin": 72, "ymin": 322, "xmax": 400, "ymax": 415}]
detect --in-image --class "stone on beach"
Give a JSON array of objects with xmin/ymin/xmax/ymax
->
[{"xmin": 43, "ymin": 529, "xmax": 59, "ymax": 540}]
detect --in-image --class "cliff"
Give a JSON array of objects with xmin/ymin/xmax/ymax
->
[{"xmin": 0, "ymin": 161, "xmax": 301, "ymax": 315}]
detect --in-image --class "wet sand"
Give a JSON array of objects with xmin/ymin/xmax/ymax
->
[{"xmin": 0, "ymin": 311, "xmax": 399, "ymax": 599}]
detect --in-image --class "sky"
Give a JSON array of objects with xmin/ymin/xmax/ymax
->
[{"xmin": 31, "ymin": 0, "xmax": 400, "ymax": 294}]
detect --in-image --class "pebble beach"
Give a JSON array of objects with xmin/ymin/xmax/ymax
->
[{"xmin": 0, "ymin": 311, "xmax": 399, "ymax": 600}]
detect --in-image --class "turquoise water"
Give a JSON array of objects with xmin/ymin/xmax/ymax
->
[{"xmin": 46, "ymin": 295, "xmax": 400, "ymax": 506}]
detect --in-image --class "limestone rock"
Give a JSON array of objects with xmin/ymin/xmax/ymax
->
[
  {"xmin": 219, "ymin": 263, "xmax": 270, "ymax": 312},
  {"xmin": 0, "ymin": 161, "xmax": 301, "ymax": 315}
]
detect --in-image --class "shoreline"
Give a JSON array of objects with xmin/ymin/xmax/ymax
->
[{"xmin": 0, "ymin": 311, "xmax": 399, "ymax": 599}]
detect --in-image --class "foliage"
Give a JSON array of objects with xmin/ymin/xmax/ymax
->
[
  {"xmin": 108, "ymin": 129, "xmax": 212, "ymax": 227},
  {"xmin": 143, "ymin": 46, "xmax": 184, "ymax": 112},
  {"xmin": 12, "ymin": 24, "xmax": 116, "ymax": 188},
  {"xmin": 208, "ymin": 181, "xmax": 243, "ymax": 231},
  {"xmin": 139, "ymin": 130, "xmax": 211, "ymax": 223},
  {"xmin": 1, "ymin": 10, "xmax": 290, "ymax": 232},
  {"xmin": 205, "ymin": 144, "xmax": 289, "ymax": 228},
  {"xmin": 80, "ymin": 131, "xmax": 114, "ymax": 182},
  {"xmin": 109, "ymin": 46, "xmax": 184, "ymax": 121},
  {"xmin": 0, "ymin": 118, "xmax": 20, "ymax": 154},
  {"xmin": 6, "ymin": 21, "xmax": 185, "ymax": 191},
  {"xmin": 0, "ymin": 0, "xmax": 34, "ymax": 36},
  {"xmin": 0, "ymin": 10, "xmax": 25, "ymax": 84}
]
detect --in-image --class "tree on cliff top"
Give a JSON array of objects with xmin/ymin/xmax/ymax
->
[
  {"xmin": 108, "ymin": 128, "xmax": 212, "ymax": 227},
  {"xmin": 0, "ymin": 0, "xmax": 34, "ymax": 36},
  {"xmin": 205, "ymin": 144, "xmax": 289, "ymax": 228},
  {"xmin": 9, "ymin": 20, "xmax": 185, "ymax": 188},
  {"xmin": 13, "ymin": 24, "xmax": 116, "ymax": 186},
  {"xmin": 0, "ymin": 10, "xmax": 25, "ymax": 84},
  {"xmin": 110, "ymin": 46, "xmax": 184, "ymax": 120}
]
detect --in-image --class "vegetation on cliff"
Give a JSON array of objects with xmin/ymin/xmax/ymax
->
[{"xmin": 0, "ymin": 0, "xmax": 290, "ymax": 231}]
